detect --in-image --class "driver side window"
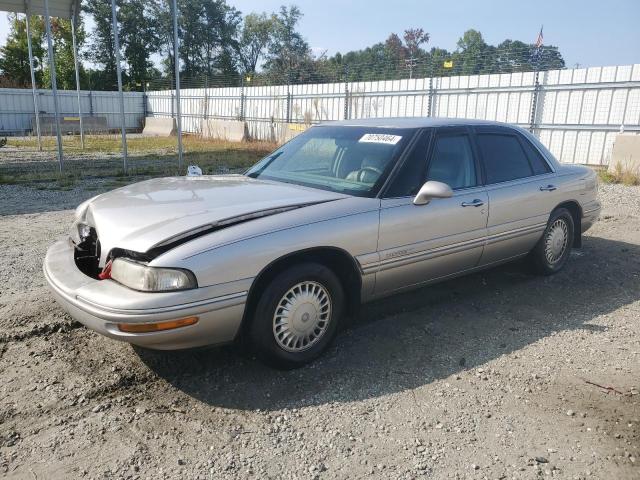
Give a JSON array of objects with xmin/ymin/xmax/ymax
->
[
  {"xmin": 384, "ymin": 130, "xmax": 431, "ymax": 198},
  {"xmin": 427, "ymin": 134, "xmax": 477, "ymax": 190}
]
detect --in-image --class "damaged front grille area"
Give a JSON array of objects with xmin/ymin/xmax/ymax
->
[
  {"xmin": 73, "ymin": 226, "xmax": 101, "ymax": 279},
  {"xmin": 71, "ymin": 202, "xmax": 327, "ymax": 280}
]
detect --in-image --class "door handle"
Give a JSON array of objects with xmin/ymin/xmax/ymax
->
[
  {"xmin": 539, "ymin": 184, "xmax": 557, "ymax": 191},
  {"xmin": 461, "ymin": 199, "xmax": 485, "ymax": 207}
]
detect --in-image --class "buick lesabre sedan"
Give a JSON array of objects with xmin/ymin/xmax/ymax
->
[{"xmin": 44, "ymin": 118, "xmax": 600, "ymax": 367}]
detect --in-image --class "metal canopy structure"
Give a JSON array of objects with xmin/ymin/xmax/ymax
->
[
  {"xmin": 0, "ymin": 0, "xmax": 77, "ymax": 18},
  {"xmin": 0, "ymin": 0, "xmax": 185, "ymax": 173},
  {"xmin": 0, "ymin": 0, "xmax": 80, "ymax": 169}
]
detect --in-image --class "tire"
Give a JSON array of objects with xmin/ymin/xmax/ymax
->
[
  {"xmin": 248, "ymin": 262, "xmax": 345, "ymax": 369},
  {"xmin": 529, "ymin": 208, "xmax": 575, "ymax": 275}
]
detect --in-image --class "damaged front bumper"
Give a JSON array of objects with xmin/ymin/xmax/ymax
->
[{"xmin": 43, "ymin": 239, "xmax": 249, "ymax": 350}]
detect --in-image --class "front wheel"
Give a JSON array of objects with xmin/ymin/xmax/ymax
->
[
  {"xmin": 529, "ymin": 208, "xmax": 575, "ymax": 275},
  {"xmin": 248, "ymin": 263, "xmax": 345, "ymax": 369}
]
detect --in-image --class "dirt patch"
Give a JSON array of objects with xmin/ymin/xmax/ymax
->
[{"xmin": 0, "ymin": 183, "xmax": 639, "ymax": 479}]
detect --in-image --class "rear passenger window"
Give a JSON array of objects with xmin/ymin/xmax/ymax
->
[
  {"xmin": 477, "ymin": 134, "xmax": 533, "ymax": 184},
  {"xmin": 520, "ymin": 137, "xmax": 552, "ymax": 175}
]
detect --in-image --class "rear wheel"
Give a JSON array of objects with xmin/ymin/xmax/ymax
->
[
  {"xmin": 530, "ymin": 208, "xmax": 575, "ymax": 275},
  {"xmin": 248, "ymin": 262, "xmax": 344, "ymax": 369}
]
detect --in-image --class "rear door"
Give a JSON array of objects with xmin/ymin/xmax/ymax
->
[
  {"xmin": 375, "ymin": 127, "xmax": 489, "ymax": 294},
  {"xmin": 473, "ymin": 126, "xmax": 561, "ymax": 266}
]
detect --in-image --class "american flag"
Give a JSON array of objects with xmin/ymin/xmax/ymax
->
[{"xmin": 534, "ymin": 26, "xmax": 544, "ymax": 49}]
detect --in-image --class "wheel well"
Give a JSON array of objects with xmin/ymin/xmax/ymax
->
[
  {"xmin": 555, "ymin": 201, "xmax": 582, "ymax": 247},
  {"xmin": 239, "ymin": 247, "xmax": 362, "ymax": 338}
]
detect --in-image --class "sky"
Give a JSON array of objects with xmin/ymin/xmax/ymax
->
[{"xmin": 1, "ymin": 0, "xmax": 639, "ymax": 69}]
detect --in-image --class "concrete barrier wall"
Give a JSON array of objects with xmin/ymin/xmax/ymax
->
[
  {"xmin": 608, "ymin": 133, "xmax": 640, "ymax": 173},
  {"xmin": 34, "ymin": 115, "xmax": 109, "ymax": 135},
  {"xmin": 279, "ymin": 123, "xmax": 309, "ymax": 144},
  {"xmin": 142, "ymin": 117, "xmax": 176, "ymax": 136},
  {"xmin": 201, "ymin": 119, "xmax": 247, "ymax": 142}
]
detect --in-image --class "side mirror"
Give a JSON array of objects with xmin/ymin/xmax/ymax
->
[{"xmin": 413, "ymin": 181, "xmax": 453, "ymax": 205}]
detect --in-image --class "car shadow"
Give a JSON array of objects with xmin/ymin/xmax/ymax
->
[{"xmin": 135, "ymin": 235, "xmax": 640, "ymax": 411}]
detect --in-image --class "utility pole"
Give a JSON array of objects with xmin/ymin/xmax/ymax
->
[{"xmin": 405, "ymin": 57, "xmax": 418, "ymax": 79}]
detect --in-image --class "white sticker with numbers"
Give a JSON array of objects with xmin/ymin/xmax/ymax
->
[{"xmin": 358, "ymin": 133, "xmax": 402, "ymax": 145}]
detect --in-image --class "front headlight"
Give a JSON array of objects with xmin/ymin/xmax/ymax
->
[{"xmin": 110, "ymin": 258, "xmax": 197, "ymax": 292}]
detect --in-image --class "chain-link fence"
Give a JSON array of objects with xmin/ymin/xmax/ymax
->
[{"xmin": 1, "ymin": 61, "xmax": 639, "ymax": 182}]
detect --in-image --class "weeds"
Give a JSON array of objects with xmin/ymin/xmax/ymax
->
[
  {"xmin": 599, "ymin": 162, "xmax": 640, "ymax": 186},
  {"xmin": 0, "ymin": 135, "xmax": 275, "ymax": 187}
]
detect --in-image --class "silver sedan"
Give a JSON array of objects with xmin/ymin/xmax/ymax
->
[{"xmin": 44, "ymin": 118, "xmax": 601, "ymax": 367}]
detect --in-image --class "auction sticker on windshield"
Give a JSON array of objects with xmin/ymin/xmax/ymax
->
[{"xmin": 359, "ymin": 133, "xmax": 402, "ymax": 145}]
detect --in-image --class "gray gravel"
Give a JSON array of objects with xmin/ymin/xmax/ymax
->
[{"xmin": 0, "ymin": 181, "xmax": 639, "ymax": 479}]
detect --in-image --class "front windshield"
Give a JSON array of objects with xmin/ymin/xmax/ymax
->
[{"xmin": 246, "ymin": 126, "xmax": 415, "ymax": 197}]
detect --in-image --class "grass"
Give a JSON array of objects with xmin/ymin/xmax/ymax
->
[
  {"xmin": 7, "ymin": 134, "xmax": 275, "ymax": 155},
  {"xmin": 598, "ymin": 162, "xmax": 640, "ymax": 186},
  {"xmin": 0, "ymin": 135, "xmax": 276, "ymax": 188}
]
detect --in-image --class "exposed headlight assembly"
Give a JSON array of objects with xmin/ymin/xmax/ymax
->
[{"xmin": 110, "ymin": 258, "xmax": 197, "ymax": 292}]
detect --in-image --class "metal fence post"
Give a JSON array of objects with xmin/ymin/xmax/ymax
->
[
  {"xmin": 427, "ymin": 75, "xmax": 434, "ymax": 117},
  {"xmin": 43, "ymin": 0, "xmax": 63, "ymax": 171},
  {"xmin": 240, "ymin": 75, "xmax": 245, "ymax": 121},
  {"xmin": 171, "ymin": 0, "xmax": 183, "ymax": 171},
  {"xmin": 71, "ymin": 5, "xmax": 85, "ymax": 149},
  {"xmin": 24, "ymin": 5, "xmax": 42, "ymax": 151},
  {"xmin": 142, "ymin": 90, "xmax": 147, "ymax": 119},
  {"xmin": 286, "ymin": 89, "xmax": 291, "ymax": 124},
  {"xmin": 203, "ymin": 88, "xmax": 208, "ymax": 120},
  {"xmin": 89, "ymin": 90, "xmax": 93, "ymax": 115},
  {"xmin": 343, "ymin": 66, "xmax": 350, "ymax": 120},
  {"xmin": 529, "ymin": 70, "xmax": 541, "ymax": 133},
  {"xmin": 110, "ymin": 0, "xmax": 128, "ymax": 172}
]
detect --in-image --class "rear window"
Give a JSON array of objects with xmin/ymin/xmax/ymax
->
[
  {"xmin": 477, "ymin": 134, "xmax": 533, "ymax": 184},
  {"xmin": 520, "ymin": 137, "xmax": 552, "ymax": 175}
]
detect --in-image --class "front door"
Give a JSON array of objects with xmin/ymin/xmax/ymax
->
[{"xmin": 375, "ymin": 127, "xmax": 489, "ymax": 294}]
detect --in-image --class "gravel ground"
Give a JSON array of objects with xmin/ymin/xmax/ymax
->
[{"xmin": 0, "ymin": 182, "xmax": 639, "ymax": 480}]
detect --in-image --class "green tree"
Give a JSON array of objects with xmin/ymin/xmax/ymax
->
[
  {"xmin": 495, "ymin": 39, "xmax": 532, "ymax": 72},
  {"xmin": 152, "ymin": 0, "xmax": 241, "ymax": 84},
  {"xmin": 84, "ymin": 0, "xmax": 118, "ymax": 90},
  {"xmin": 403, "ymin": 28, "xmax": 429, "ymax": 58},
  {"xmin": 263, "ymin": 6, "xmax": 313, "ymax": 82},
  {"xmin": 119, "ymin": 0, "xmax": 160, "ymax": 89},
  {"xmin": 199, "ymin": 0, "xmax": 241, "ymax": 78},
  {"xmin": 85, "ymin": 0, "xmax": 158, "ymax": 90},
  {"xmin": 238, "ymin": 12, "xmax": 275, "ymax": 74},
  {"xmin": 533, "ymin": 45, "xmax": 565, "ymax": 70},
  {"xmin": 0, "ymin": 13, "xmax": 45, "ymax": 88},
  {"xmin": 455, "ymin": 29, "xmax": 489, "ymax": 75},
  {"xmin": 42, "ymin": 17, "xmax": 87, "ymax": 90}
]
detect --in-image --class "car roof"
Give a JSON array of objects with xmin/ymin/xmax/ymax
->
[{"xmin": 319, "ymin": 117, "xmax": 513, "ymax": 129}]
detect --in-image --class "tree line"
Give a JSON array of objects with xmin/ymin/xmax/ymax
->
[{"xmin": 0, "ymin": 1, "xmax": 565, "ymax": 91}]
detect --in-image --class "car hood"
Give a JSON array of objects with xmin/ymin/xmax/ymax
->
[{"xmin": 81, "ymin": 175, "xmax": 347, "ymax": 260}]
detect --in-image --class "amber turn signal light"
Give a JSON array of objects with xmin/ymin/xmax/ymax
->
[{"xmin": 117, "ymin": 316, "xmax": 198, "ymax": 333}]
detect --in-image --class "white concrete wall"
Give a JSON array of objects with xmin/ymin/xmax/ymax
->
[
  {"xmin": 0, "ymin": 88, "xmax": 145, "ymax": 134},
  {"xmin": 145, "ymin": 64, "xmax": 640, "ymax": 165}
]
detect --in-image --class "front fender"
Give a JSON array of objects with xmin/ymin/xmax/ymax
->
[{"xmin": 151, "ymin": 206, "xmax": 381, "ymax": 289}]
